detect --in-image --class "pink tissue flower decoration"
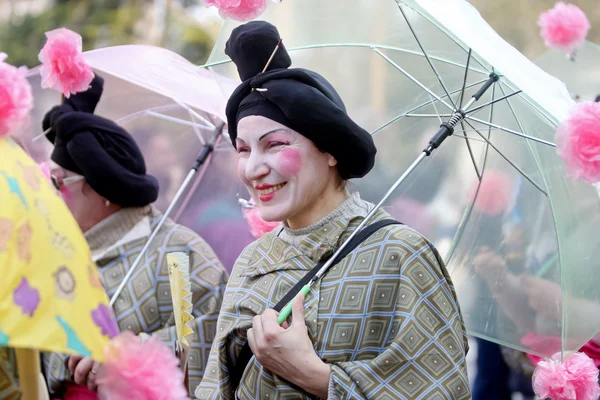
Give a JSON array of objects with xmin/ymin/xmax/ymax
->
[
  {"xmin": 242, "ymin": 206, "xmax": 280, "ymax": 239},
  {"xmin": 38, "ymin": 28, "xmax": 94, "ymax": 98},
  {"xmin": 0, "ymin": 53, "xmax": 33, "ymax": 138},
  {"xmin": 471, "ymin": 170, "xmax": 513, "ymax": 216},
  {"xmin": 538, "ymin": 2, "xmax": 590, "ymax": 56},
  {"xmin": 97, "ymin": 331, "xmax": 187, "ymax": 400},
  {"xmin": 555, "ymin": 101, "xmax": 600, "ymax": 184},
  {"xmin": 204, "ymin": 0, "xmax": 268, "ymax": 21},
  {"xmin": 533, "ymin": 351, "xmax": 600, "ymax": 400}
]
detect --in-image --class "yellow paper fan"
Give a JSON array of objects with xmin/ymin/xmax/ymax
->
[{"xmin": 166, "ymin": 252, "xmax": 194, "ymax": 346}]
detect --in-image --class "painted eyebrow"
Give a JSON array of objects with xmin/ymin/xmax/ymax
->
[
  {"xmin": 236, "ymin": 128, "xmax": 291, "ymax": 145},
  {"xmin": 258, "ymin": 128, "xmax": 290, "ymax": 141}
]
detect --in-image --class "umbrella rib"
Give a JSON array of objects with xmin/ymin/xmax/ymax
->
[
  {"xmin": 405, "ymin": 113, "xmax": 454, "ymax": 118},
  {"xmin": 401, "ymin": 2, "xmax": 491, "ymax": 73},
  {"xmin": 116, "ymin": 107, "xmax": 166, "ymax": 125},
  {"xmin": 467, "ymin": 90, "xmax": 523, "ymax": 115},
  {"xmin": 481, "ymin": 77, "xmax": 496, "ymax": 175},
  {"xmin": 445, "ymin": 81, "xmax": 497, "ymax": 264},
  {"xmin": 449, "ymin": 134, "xmax": 488, "ymax": 144},
  {"xmin": 370, "ymin": 78, "xmax": 488, "ymax": 135},
  {"xmin": 115, "ymin": 104, "xmax": 219, "ymax": 132},
  {"xmin": 498, "ymin": 84, "xmax": 531, "ymax": 135},
  {"xmin": 460, "ymin": 120, "xmax": 482, "ymax": 180},
  {"xmin": 458, "ymin": 49, "xmax": 472, "ymax": 108},
  {"xmin": 499, "ymin": 80, "xmax": 560, "ymax": 126},
  {"xmin": 454, "ymin": 128, "xmax": 504, "ymax": 134},
  {"xmin": 497, "ymin": 83, "xmax": 555, "ymax": 196},
  {"xmin": 145, "ymin": 111, "xmax": 216, "ymax": 131},
  {"xmin": 427, "ymin": 91, "xmax": 445, "ymax": 124},
  {"xmin": 397, "ymin": 3, "xmax": 456, "ymax": 109},
  {"xmin": 372, "ymin": 48, "xmax": 454, "ymax": 111},
  {"xmin": 465, "ymin": 116, "xmax": 556, "ymax": 147},
  {"xmin": 171, "ymin": 98, "xmax": 215, "ymax": 145},
  {"xmin": 171, "ymin": 97, "xmax": 215, "ymax": 129},
  {"xmin": 464, "ymin": 120, "xmax": 548, "ymax": 195},
  {"xmin": 201, "ymin": 43, "xmax": 490, "ymax": 75}
]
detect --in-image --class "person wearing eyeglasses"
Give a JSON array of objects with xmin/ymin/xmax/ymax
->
[{"xmin": 40, "ymin": 75, "xmax": 228, "ymax": 399}]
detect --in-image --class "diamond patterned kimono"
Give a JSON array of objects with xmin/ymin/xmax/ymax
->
[
  {"xmin": 0, "ymin": 348, "xmax": 20, "ymax": 400},
  {"xmin": 43, "ymin": 206, "xmax": 228, "ymax": 397},
  {"xmin": 195, "ymin": 208, "xmax": 470, "ymax": 399}
]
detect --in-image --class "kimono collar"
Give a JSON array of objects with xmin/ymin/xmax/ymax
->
[
  {"xmin": 242, "ymin": 193, "xmax": 374, "ymax": 278},
  {"xmin": 85, "ymin": 205, "xmax": 153, "ymax": 262}
]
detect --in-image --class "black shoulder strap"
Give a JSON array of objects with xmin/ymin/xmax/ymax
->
[{"xmin": 229, "ymin": 219, "xmax": 402, "ymax": 392}]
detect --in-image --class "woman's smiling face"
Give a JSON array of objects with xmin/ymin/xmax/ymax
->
[{"xmin": 236, "ymin": 116, "xmax": 339, "ymax": 227}]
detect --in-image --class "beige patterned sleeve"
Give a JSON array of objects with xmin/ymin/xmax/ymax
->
[
  {"xmin": 0, "ymin": 348, "xmax": 21, "ymax": 400},
  {"xmin": 194, "ymin": 244, "xmax": 256, "ymax": 400},
  {"xmin": 42, "ymin": 351, "xmax": 70, "ymax": 395},
  {"xmin": 327, "ymin": 234, "xmax": 471, "ymax": 400}
]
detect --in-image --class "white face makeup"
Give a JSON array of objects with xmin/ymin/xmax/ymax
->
[
  {"xmin": 49, "ymin": 161, "xmax": 108, "ymax": 232},
  {"xmin": 236, "ymin": 116, "xmax": 340, "ymax": 228}
]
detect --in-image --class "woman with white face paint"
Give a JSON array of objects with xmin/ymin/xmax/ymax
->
[
  {"xmin": 195, "ymin": 21, "xmax": 470, "ymax": 400},
  {"xmin": 40, "ymin": 76, "xmax": 227, "ymax": 399}
]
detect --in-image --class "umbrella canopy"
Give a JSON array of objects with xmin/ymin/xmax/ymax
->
[
  {"xmin": 203, "ymin": 0, "xmax": 600, "ymax": 358},
  {"xmin": 0, "ymin": 137, "xmax": 116, "ymax": 360},
  {"xmin": 23, "ymin": 45, "xmax": 254, "ymax": 272},
  {"xmin": 535, "ymin": 40, "xmax": 600, "ymax": 103}
]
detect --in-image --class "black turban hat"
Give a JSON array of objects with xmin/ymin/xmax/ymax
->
[
  {"xmin": 225, "ymin": 21, "xmax": 376, "ymax": 180},
  {"xmin": 43, "ymin": 75, "xmax": 159, "ymax": 208}
]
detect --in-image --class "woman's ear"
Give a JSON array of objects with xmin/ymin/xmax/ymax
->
[{"xmin": 328, "ymin": 154, "xmax": 338, "ymax": 167}]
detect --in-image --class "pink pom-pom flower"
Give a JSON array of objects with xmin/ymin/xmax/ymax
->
[
  {"xmin": 533, "ymin": 351, "xmax": 600, "ymax": 400},
  {"xmin": 0, "ymin": 53, "xmax": 33, "ymax": 138},
  {"xmin": 555, "ymin": 101, "xmax": 600, "ymax": 184},
  {"xmin": 538, "ymin": 2, "xmax": 590, "ymax": 57},
  {"xmin": 38, "ymin": 28, "xmax": 94, "ymax": 98},
  {"xmin": 204, "ymin": 0, "xmax": 268, "ymax": 21},
  {"xmin": 242, "ymin": 203, "xmax": 280, "ymax": 239},
  {"xmin": 471, "ymin": 170, "xmax": 513, "ymax": 216},
  {"xmin": 97, "ymin": 331, "xmax": 188, "ymax": 400}
]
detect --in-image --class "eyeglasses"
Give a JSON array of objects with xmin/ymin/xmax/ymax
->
[{"xmin": 50, "ymin": 174, "xmax": 85, "ymax": 191}]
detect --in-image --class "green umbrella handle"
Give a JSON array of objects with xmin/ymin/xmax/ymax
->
[{"xmin": 277, "ymin": 284, "xmax": 311, "ymax": 325}]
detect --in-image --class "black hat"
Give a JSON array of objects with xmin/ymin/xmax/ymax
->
[
  {"xmin": 43, "ymin": 77, "xmax": 159, "ymax": 208},
  {"xmin": 64, "ymin": 73, "xmax": 105, "ymax": 114},
  {"xmin": 225, "ymin": 21, "xmax": 292, "ymax": 81},
  {"xmin": 43, "ymin": 74, "xmax": 105, "ymax": 141},
  {"xmin": 225, "ymin": 21, "xmax": 376, "ymax": 180}
]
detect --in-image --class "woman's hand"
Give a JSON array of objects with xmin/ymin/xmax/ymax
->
[
  {"xmin": 473, "ymin": 247, "xmax": 509, "ymax": 290},
  {"xmin": 68, "ymin": 356, "xmax": 102, "ymax": 391},
  {"xmin": 67, "ymin": 333, "xmax": 151, "ymax": 392},
  {"xmin": 523, "ymin": 276, "xmax": 562, "ymax": 320},
  {"xmin": 247, "ymin": 294, "xmax": 330, "ymax": 399}
]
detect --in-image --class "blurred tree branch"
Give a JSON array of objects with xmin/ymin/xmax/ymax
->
[{"xmin": 0, "ymin": 0, "xmax": 215, "ymax": 67}]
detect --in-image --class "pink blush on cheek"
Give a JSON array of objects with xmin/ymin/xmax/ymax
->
[{"xmin": 277, "ymin": 148, "xmax": 302, "ymax": 176}]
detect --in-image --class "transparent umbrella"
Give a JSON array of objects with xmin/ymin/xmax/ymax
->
[
  {"xmin": 23, "ymin": 45, "xmax": 252, "ymax": 292},
  {"xmin": 202, "ymin": 0, "xmax": 600, "ymax": 358},
  {"xmin": 535, "ymin": 40, "xmax": 600, "ymax": 103}
]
